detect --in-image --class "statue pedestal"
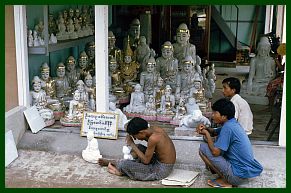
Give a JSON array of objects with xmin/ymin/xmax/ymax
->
[
  {"xmin": 60, "ymin": 118, "xmax": 82, "ymax": 127},
  {"xmin": 175, "ymin": 126, "xmax": 197, "ymax": 136},
  {"xmin": 82, "ymin": 150, "xmax": 102, "ymax": 164},
  {"xmin": 241, "ymin": 94, "xmax": 269, "ymax": 105},
  {"xmin": 156, "ymin": 115, "xmax": 173, "ymax": 122},
  {"xmin": 140, "ymin": 115, "xmax": 156, "ymax": 121}
]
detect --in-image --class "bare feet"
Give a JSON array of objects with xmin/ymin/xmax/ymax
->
[
  {"xmin": 108, "ymin": 162, "xmax": 122, "ymax": 176},
  {"xmin": 207, "ymin": 178, "xmax": 233, "ymax": 188},
  {"xmin": 98, "ymin": 158, "xmax": 117, "ymax": 166}
]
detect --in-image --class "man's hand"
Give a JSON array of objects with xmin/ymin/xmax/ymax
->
[
  {"xmin": 196, "ymin": 123, "xmax": 206, "ymax": 134},
  {"xmin": 125, "ymin": 134, "xmax": 135, "ymax": 146}
]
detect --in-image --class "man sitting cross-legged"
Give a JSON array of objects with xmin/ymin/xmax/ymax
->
[
  {"xmin": 196, "ymin": 98, "xmax": 263, "ymax": 188},
  {"xmin": 98, "ymin": 117, "xmax": 176, "ymax": 181}
]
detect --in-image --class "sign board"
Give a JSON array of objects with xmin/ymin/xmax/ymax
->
[
  {"xmin": 80, "ymin": 111, "xmax": 119, "ymax": 139},
  {"xmin": 24, "ymin": 106, "xmax": 46, "ymax": 133}
]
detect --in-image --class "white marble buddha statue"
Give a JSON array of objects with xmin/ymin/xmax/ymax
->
[
  {"xmin": 140, "ymin": 57, "xmax": 160, "ymax": 100},
  {"xmin": 241, "ymin": 37, "xmax": 276, "ymax": 97},
  {"xmin": 56, "ymin": 16, "xmax": 68, "ymax": 40},
  {"xmin": 108, "ymin": 58, "xmax": 125, "ymax": 97},
  {"xmin": 54, "ymin": 62, "xmax": 71, "ymax": 99},
  {"xmin": 174, "ymin": 97, "xmax": 187, "ymax": 120},
  {"xmin": 76, "ymin": 80, "xmax": 89, "ymax": 107},
  {"xmin": 82, "ymin": 130, "xmax": 102, "ymax": 163},
  {"xmin": 30, "ymin": 76, "xmax": 55, "ymax": 124},
  {"xmin": 173, "ymin": 23, "xmax": 197, "ymax": 69},
  {"xmin": 156, "ymin": 41, "xmax": 179, "ymax": 87},
  {"xmin": 33, "ymin": 30, "xmax": 40, "ymax": 47},
  {"xmin": 144, "ymin": 95, "xmax": 157, "ymax": 116},
  {"xmin": 179, "ymin": 109, "xmax": 211, "ymax": 129},
  {"xmin": 28, "ymin": 29, "xmax": 33, "ymax": 47},
  {"xmin": 67, "ymin": 18, "xmax": 78, "ymax": 39},
  {"xmin": 185, "ymin": 97, "xmax": 200, "ymax": 115},
  {"xmin": 123, "ymin": 84, "xmax": 146, "ymax": 114},
  {"xmin": 84, "ymin": 74, "xmax": 96, "ymax": 111}
]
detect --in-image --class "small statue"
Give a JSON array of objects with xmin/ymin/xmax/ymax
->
[
  {"xmin": 54, "ymin": 62, "xmax": 71, "ymax": 99},
  {"xmin": 82, "ymin": 130, "xmax": 102, "ymax": 163},
  {"xmin": 108, "ymin": 31, "xmax": 122, "ymax": 65},
  {"xmin": 108, "ymin": 58, "xmax": 125, "ymax": 97},
  {"xmin": 67, "ymin": 18, "xmax": 78, "ymax": 39},
  {"xmin": 63, "ymin": 10, "xmax": 69, "ymax": 26},
  {"xmin": 48, "ymin": 14, "xmax": 57, "ymax": 35},
  {"xmin": 122, "ymin": 145, "xmax": 134, "ymax": 160},
  {"xmin": 28, "ymin": 29, "xmax": 33, "ymax": 47},
  {"xmin": 241, "ymin": 37, "xmax": 276, "ymax": 97},
  {"xmin": 49, "ymin": 33, "xmax": 57, "ymax": 44},
  {"xmin": 30, "ymin": 76, "xmax": 55, "ymax": 126},
  {"xmin": 185, "ymin": 97, "xmax": 200, "ymax": 115},
  {"xmin": 123, "ymin": 84, "xmax": 146, "ymax": 114},
  {"xmin": 56, "ymin": 16, "xmax": 68, "ymax": 40},
  {"xmin": 179, "ymin": 109, "xmax": 211, "ymax": 129},
  {"xmin": 85, "ymin": 41, "xmax": 95, "ymax": 76},
  {"xmin": 123, "ymin": 18, "xmax": 140, "ymax": 52},
  {"xmin": 109, "ymin": 102, "xmax": 128, "ymax": 130},
  {"xmin": 159, "ymin": 85, "xmax": 175, "ymax": 115},
  {"xmin": 173, "ymin": 23, "xmax": 197, "ymax": 68},
  {"xmin": 84, "ymin": 74, "xmax": 96, "ymax": 111},
  {"xmin": 77, "ymin": 51, "xmax": 90, "ymax": 81},
  {"xmin": 39, "ymin": 62, "xmax": 56, "ymax": 99},
  {"xmin": 135, "ymin": 36, "xmax": 151, "ymax": 72},
  {"xmin": 33, "ymin": 30, "xmax": 40, "ymax": 47},
  {"xmin": 76, "ymin": 80, "xmax": 89, "ymax": 107},
  {"xmin": 140, "ymin": 57, "xmax": 160, "ymax": 100},
  {"xmin": 144, "ymin": 95, "xmax": 157, "ymax": 116},
  {"xmin": 153, "ymin": 77, "xmax": 165, "ymax": 110},
  {"xmin": 66, "ymin": 56, "xmax": 80, "ymax": 90},
  {"xmin": 34, "ymin": 19, "xmax": 44, "ymax": 39},
  {"xmin": 120, "ymin": 37, "xmax": 140, "ymax": 84},
  {"xmin": 174, "ymin": 98, "xmax": 187, "ymax": 120},
  {"xmin": 74, "ymin": 18, "xmax": 84, "ymax": 37}
]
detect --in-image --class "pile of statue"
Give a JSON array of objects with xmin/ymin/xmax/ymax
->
[
  {"xmin": 28, "ymin": 5, "xmax": 95, "ymax": 47},
  {"xmin": 29, "ymin": 41, "xmax": 98, "ymax": 127},
  {"xmin": 108, "ymin": 20, "xmax": 215, "ymax": 127}
]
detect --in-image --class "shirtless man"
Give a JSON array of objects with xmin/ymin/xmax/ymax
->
[{"xmin": 98, "ymin": 117, "xmax": 176, "ymax": 181}]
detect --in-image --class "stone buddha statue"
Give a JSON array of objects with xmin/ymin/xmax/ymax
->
[
  {"xmin": 173, "ymin": 23, "xmax": 197, "ymax": 69},
  {"xmin": 48, "ymin": 14, "xmax": 57, "ymax": 35},
  {"xmin": 77, "ymin": 51, "xmax": 91, "ymax": 81},
  {"xmin": 108, "ymin": 58, "xmax": 125, "ymax": 97},
  {"xmin": 135, "ymin": 36, "xmax": 151, "ymax": 72},
  {"xmin": 108, "ymin": 31, "xmax": 122, "ymax": 65},
  {"xmin": 120, "ymin": 38, "xmax": 140, "ymax": 85},
  {"xmin": 66, "ymin": 56, "xmax": 80, "ymax": 91},
  {"xmin": 123, "ymin": 84, "xmax": 146, "ymax": 114},
  {"xmin": 174, "ymin": 98, "xmax": 187, "ymax": 120},
  {"xmin": 76, "ymin": 80, "xmax": 89, "ymax": 108},
  {"xmin": 241, "ymin": 37, "xmax": 276, "ymax": 102},
  {"xmin": 30, "ymin": 76, "xmax": 55, "ymax": 125},
  {"xmin": 159, "ymin": 85, "xmax": 175, "ymax": 115},
  {"xmin": 67, "ymin": 18, "xmax": 78, "ymax": 39},
  {"xmin": 140, "ymin": 57, "xmax": 160, "ymax": 100},
  {"xmin": 144, "ymin": 95, "xmax": 157, "ymax": 116},
  {"xmin": 85, "ymin": 41, "xmax": 95, "ymax": 76},
  {"xmin": 123, "ymin": 18, "xmax": 141, "ymax": 52},
  {"xmin": 54, "ymin": 62, "xmax": 71, "ymax": 99},
  {"xmin": 185, "ymin": 97, "xmax": 200, "ymax": 115},
  {"xmin": 56, "ymin": 16, "xmax": 68, "ymax": 41},
  {"xmin": 84, "ymin": 74, "xmax": 96, "ymax": 111},
  {"xmin": 82, "ymin": 130, "xmax": 102, "ymax": 163},
  {"xmin": 153, "ymin": 77, "xmax": 165, "ymax": 110}
]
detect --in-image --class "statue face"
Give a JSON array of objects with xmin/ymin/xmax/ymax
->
[
  {"xmin": 146, "ymin": 63, "xmax": 155, "ymax": 73},
  {"xmin": 135, "ymin": 85, "xmax": 141, "ymax": 92},
  {"xmin": 124, "ymin": 55, "xmax": 132, "ymax": 63},
  {"xmin": 57, "ymin": 68, "xmax": 65, "ymax": 77},
  {"xmin": 194, "ymin": 81, "xmax": 201, "ymax": 89},
  {"xmin": 74, "ymin": 92, "xmax": 81, "ymax": 101},
  {"xmin": 41, "ymin": 71, "xmax": 50, "ymax": 80},
  {"xmin": 183, "ymin": 63, "xmax": 193, "ymax": 72},
  {"xmin": 108, "ymin": 38, "xmax": 115, "ymax": 47},
  {"xmin": 165, "ymin": 88, "xmax": 171, "ymax": 96},
  {"xmin": 157, "ymin": 78, "xmax": 164, "ymax": 87},
  {"xmin": 33, "ymin": 82, "xmax": 41, "ymax": 92},
  {"xmin": 85, "ymin": 79, "xmax": 93, "ymax": 87},
  {"xmin": 176, "ymin": 32, "xmax": 189, "ymax": 44},
  {"xmin": 109, "ymin": 102, "xmax": 116, "ymax": 111},
  {"xmin": 87, "ymin": 47, "xmax": 95, "ymax": 59},
  {"xmin": 257, "ymin": 45, "xmax": 270, "ymax": 57},
  {"xmin": 130, "ymin": 26, "xmax": 140, "ymax": 39},
  {"xmin": 77, "ymin": 84, "xmax": 85, "ymax": 92},
  {"xmin": 162, "ymin": 48, "xmax": 173, "ymax": 59},
  {"xmin": 109, "ymin": 63, "xmax": 117, "ymax": 72},
  {"xmin": 79, "ymin": 58, "xmax": 88, "ymax": 68}
]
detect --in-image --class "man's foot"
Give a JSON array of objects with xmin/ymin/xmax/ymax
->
[
  {"xmin": 207, "ymin": 178, "xmax": 233, "ymax": 188},
  {"xmin": 108, "ymin": 162, "xmax": 122, "ymax": 176},
  {"xmin": 98, "ymin": 158, "xmax": 116, "ymax": 166}
]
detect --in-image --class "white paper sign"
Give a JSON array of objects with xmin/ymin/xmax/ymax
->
[
  {"xmin": 24, "ymin": 106, "xmax": 46, "ymax": 133},
  {"xmin": 81, "ymin": 111, "xmax": 119, "ymax": 139},
  {"xmin": 5, "ymin": 130, "xmax": 18, "ymax": 167}
]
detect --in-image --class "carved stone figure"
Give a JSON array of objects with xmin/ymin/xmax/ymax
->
[
  {"xmin": 39, "ymin": 62, "xmax": 56, "ymax": 99},
  {"xmin": 66, "ymin": 56, "xmax": 80, "ymax": 90},
  {"xmin": 122, "ymin": 145, "xmax": 134, "ymax": 160},
  {"xmin": 82, "ymin": 130, "xmax": 103, "ymax": 163},
  {"xmin": 179, "ymin": 109, "xmax": 211, "ymax": 129},
  {"xmin": 67, "ymin": 18, "xmax": 78, "ymax": 39},
  {"xmin": 54, "ymin": 62, "xmax": 70, "ymax": 99},
  {"xmin": 108, "ymin": 58, "xmax": 126, "ymax": 97},
  {"xmin": 144, "ymin": 95, "xmax": 157, "ymax": 116},
  {"xmin": 135, "ymin": 36, "xmax": 151, "ymax": 72},
  {"xmin": 85, "ymin": 41, "xmax": 95, "ymax": 76},
  {"xmin": 123, "ymin": 84, "xmax": 145, "ymax": 114},
  {"xmin": 77, "ymin": 51, "xmax": 91, "ymax": 81},
  {"xmin": 153, "ymin": 77, "xmax": 165, "ymax": 110},
  {"xmin": 123, "ymin": 18, "xmax": 140, "ymax": 52},
  {"xmin": 108, "ymin": 31, "xmax": 122, "ymax": 65},
  {"xmin": 56, "ymin": 16, "xmax": 68, "ymax": 40},
  {"xmin": 185, "ymin": 97, "xmax": 200, "ymax": 115},
  {"xmin": 48, "ymin": 14, "xmax": 57, "ymax": 35},
  {"xmin": 159, "ymin": 85, "xmax": 175, "ymax": 115},
  {"xmin": 84, "ymin": 74, "xmax": 96, "ymax": 111},
  {"xmin": 28, "ymin": 29, "xmax": 33, "ymax": 47}
]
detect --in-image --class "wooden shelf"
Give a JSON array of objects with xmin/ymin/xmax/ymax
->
[{"xmin": 28, "ymin": 35, "xmax": 94, "ymax": 55}]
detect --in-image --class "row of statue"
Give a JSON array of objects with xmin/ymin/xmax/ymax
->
[{"xmin": 28, "ymin": 5, "xmax": 94, "ymax": 47}]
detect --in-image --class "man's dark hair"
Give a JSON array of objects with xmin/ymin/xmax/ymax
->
[
  {"xmin": 222, "ymin": 77, "xmax": 241, "ymax": 94},
  {"xmin": 126, "ymin": 117, "xmax": 149, "ymax": 135},
  {"xmin": 212, "ymin": 98, "xmax": 235, "ymax": 120}
]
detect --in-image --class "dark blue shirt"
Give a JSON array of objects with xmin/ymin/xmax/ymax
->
[{"xmin": 215, "ymin": 118, "xmax": 263, "ymax": 178}]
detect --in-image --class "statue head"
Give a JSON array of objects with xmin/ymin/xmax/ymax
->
[
  {"xmin": 73, "ymin": 90, "xmax": 81, "ymax": 101},
  {"xmin": 76, "ymin": 80, "xmax": 85, "ymax": 92},
  {"xmin": 40, "ymin": 62, "xmax": 50, "ymax": 80},
  {"xmin": 146, "ymin": 57, "xmax": 156, "ymax": 73},
  {"xmin": 161, "ymin": 41, "xmax": 173, "ymax": 59},
  {"xmin": 32, "ymin": 76, "xmax": 42, "ymax": 92},
  {"xmin": 109, "ymin": 101, "xmax": 117, "ymax": 111},
  {"xmin": 66, "ymin": 56, "xmax": 76, "ymax": 72},
  {"xmin": 257, "ymin": 36, "xmax": 271, "ymax": 57},
  {"xmin": 134, "ymin": 84, "xmax": 142, "ymax": 92},
  {"xmin": 124, "ymin": 37, "xmax": 133, "ymax": 63},
  {"xmin": 63, "ymin": 10, "xmax": 68, "ymax": 19},
  {"xmin": 69, "ymin": 8, "xmax": 74, "ymax": 18},
  {"xmin": 78, "ymin": 51, "xmax": 88, "ymax": 69},
  {"xmin": 182, "ymin": 55, "xmax": 194, "ymax": 72},
  {"xmin": 108, "ymin": 31, "xmax": 116, "ymax": 48},
  {"xmin": 194, "ymin": 80, "xmax": 202, "ymax": 89},
  {"xmin": 139, "ymin": 36, "xmax": 146, "ymax": 45},
  {"xmin": 165, "ymin": 85, "xmax": 172, "ymax": 95},
  {"xmin": 86, "ymin": 41, "xmax": 95, "ymax": 59},
  {"xmin": 176, "ymin": 23, "xmax": 190, "ymax": 44},
  {"xmin": 109, "ymin": 57, "xmax": 118, "ymax": 72},
  {"xmin": 56, "ymin": 62, "xmax": 66, "ymax": 78},
  {"xmin": 129, "ymin": 18, "xmax": 140, "ymax": 39},
  {"xmin": 84, "ymin": 73, "xmax": 93, "ymax": 87},
  {"xmin": 87, "ymin": 130, "xmax": 95, "ymax": 141},
  {"xmin": 75, "ymin": 9, "xmax": 80, "ymax": 17},
  {"xmin": 157, "ymin": 77, "xmax": 164, "ymax": 87}
]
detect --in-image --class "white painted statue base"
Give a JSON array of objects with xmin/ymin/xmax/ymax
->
[
  {"xmin": 82, "ymin": 150, "xmax": 103, "ymax": 164},
  {"xmin": 240, "ymin": 94, "xmax": 269, "ymax": 105}
]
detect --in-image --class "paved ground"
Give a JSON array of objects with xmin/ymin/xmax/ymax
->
[{"xmin": 5, "ymin": 129, "xmax": 286, "ymax": 188}]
